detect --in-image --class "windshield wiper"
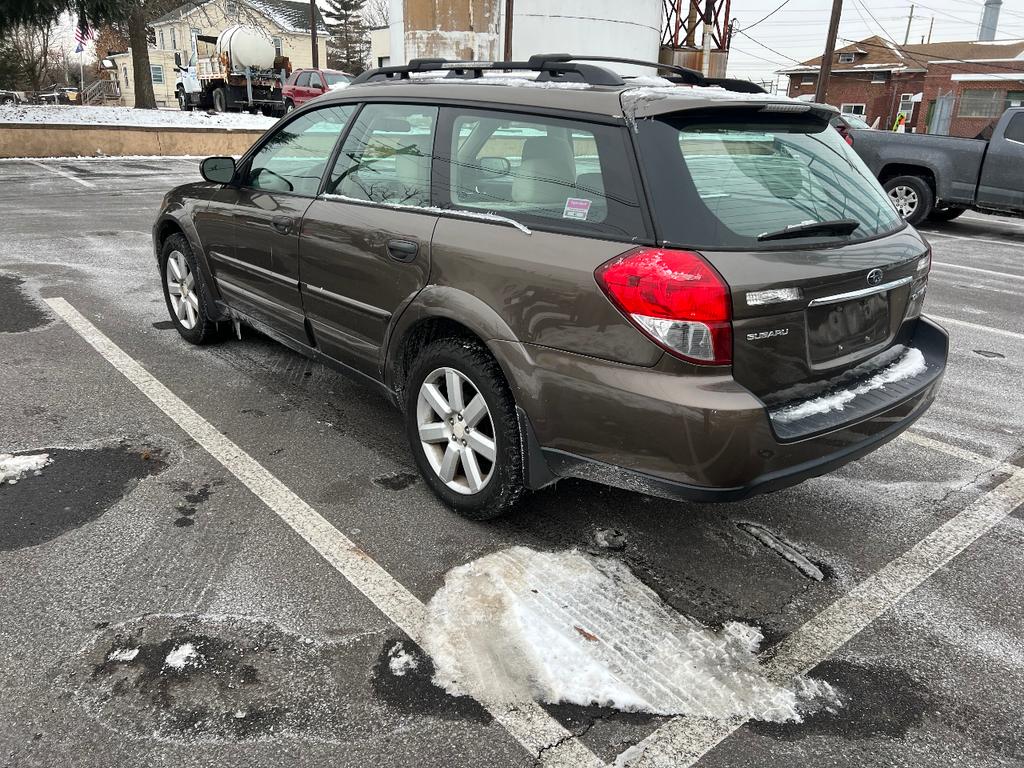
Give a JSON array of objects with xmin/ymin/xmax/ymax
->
[{"xmin": 757, "ymin": 218, "xmax": 861, "ymax": 242}]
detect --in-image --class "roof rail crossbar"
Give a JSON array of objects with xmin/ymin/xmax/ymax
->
[
  {"xmin": 350, "ymin": 57, "xmax": 626, "ymax": 86},
  {"xmin": 535, "ymin": 53, "xmax": 704, "ymax": 86}
]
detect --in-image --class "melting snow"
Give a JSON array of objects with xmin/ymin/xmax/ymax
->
[
  {"xmin": 106, "ymin": 647, "xmax": 139, "ymax": 663},
  {"xmin": 738, "ymin": 523, "xmax": 824, "ymax": 581},
  {"xmin": 0, "ymin": 452, "xmax": 51, "ymax": 485},
  {"xmin": 320, "ymin": 193, "xmax": 532, "ymax": 234},
  {"xmin": 0, "ymin": 104, "xmax": 275, "ymax": 130},
  {"xmin": 771, "ymin": 348, "xmax": 927, "ymax": 424},
  {"xmin": 163, "ymin": 642, "xmax": 200, "ymax": 670},
  {"xmin": 387, "ymin": 642, "xmax": 419, "ymax": 676},
  {"xmin": 423, "ymin": 547, "xmax": 838, "ymax": 720}
]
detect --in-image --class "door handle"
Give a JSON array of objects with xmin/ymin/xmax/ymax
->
[
  {"xmin": 272, "ymin": 216, "xmax": 294, "ymax": 234},
  {"xmin": 386, "ymin": 239, "xmax": 419, "ymax": 262}
]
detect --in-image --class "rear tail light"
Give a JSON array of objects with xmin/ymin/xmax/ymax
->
[
  {"xmin": 595, "ymin": 247, "xmax": 732, "ymax": 365},
  {"xmin": 906, "ymin": 246, "xmax": 931, "ymax": 320}
]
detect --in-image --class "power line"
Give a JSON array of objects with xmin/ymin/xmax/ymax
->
[
  {"xmin": 740, "ymin": 0, "xmax": 794, "ymax": 33},
  {"xmin": 734, "ymin": 28, "xmax": 807, "ymax": 65}
]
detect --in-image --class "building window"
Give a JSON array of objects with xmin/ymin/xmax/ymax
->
[
  {"xmin": 841, "ymin": 103, "xmax": 866, "ymax": 115},
  {"xmin": 959, "ymin": 89, "xmax": 1004, "ymax": 118},
  {"xmin": 159, "ymin": 30, "xmax": 165, "ymax": 49},
  {"xmin": 272, "ymin": 36, "xmax": 283, "ymax": 57},
  {"xmin": 225, "ymin": 0, "xmax": 237, "ymax": 15},
  {"xmin": 378, "ymin": 56, "xmax": 390, "ymax": 67},
  {"xmin": 171, "ymin": 28, "xmax": 177, "ymax": 51},
  {"xmin": 838, "ymin": 52, "xmax": 855, "ymax": 63},
  {"xmin": 151, "ymin": 65, "xmax": 165, "ymax": 84},
  {"xmin": 871, "ymin": 71, "xmax": 886, "ymax": 83},
  {"xmin": 898, "ymin": 93, "xmax": 914, "ymax": 116},
  {"xmin": 122, "ymin": 65, "xmax": 129, "ymax": 88},
  {"xmin": 801, "ymin": 75, "xmax": 815, "ymax": 85},
  {"xmin": 1007, "ymin": 91, "xmax": 1024, "ymax": 108}
]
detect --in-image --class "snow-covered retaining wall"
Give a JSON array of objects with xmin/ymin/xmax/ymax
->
[{"xmin": 0, "ymin": 123, "xmax": 268, "ymax": 159}]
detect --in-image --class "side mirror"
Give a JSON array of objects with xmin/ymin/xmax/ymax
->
[
  {"xmin": 174, "ymin": 52, "xmax": 182, "ymax": 68},
  {"xmin": 200, "ymin": 156, "xmax": 236, "ymax": 184}
]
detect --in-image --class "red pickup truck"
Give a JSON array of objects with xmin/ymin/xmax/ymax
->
[{"xmin": 282, "ymin": 68, "xmax": 353, "ymax": 112}]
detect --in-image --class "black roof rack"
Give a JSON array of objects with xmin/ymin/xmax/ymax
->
[{"xmin": 350, "ymin": 53, "xmax": 768, "ymax": 95}]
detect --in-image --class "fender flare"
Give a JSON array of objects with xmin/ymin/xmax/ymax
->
[
  {"xmin": 153, "ymin": 207, "xmax": 225, "ymax": 319},
  {"xmin": 383, "ymin": 284, "xmax": 518, "ymax": 393}
]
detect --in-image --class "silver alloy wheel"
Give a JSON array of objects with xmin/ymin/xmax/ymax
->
[
  {"xmin": 888, "ymin": 185, "xmax": 919, "ymax": 219},
  {"xmin": 416, "ymin": 366, "xmax": 497, "ymax": 495},
  {"xmin": 165, "ymin": 250, "xmax": 199, "ymax": 330}
]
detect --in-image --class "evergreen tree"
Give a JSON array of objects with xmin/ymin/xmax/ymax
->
[{"xmin": 322, "ymin": 0, "xmax": 368, "ymax": 74}]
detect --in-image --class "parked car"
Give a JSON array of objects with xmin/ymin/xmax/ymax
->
[
  {"xmin": 34, "ymin": 86, "xmax": 79, "ymax": 104},
  {"xmin": 282, "ymin": 68, "xmax": 353, "ymax": 111},
  {"xmin": 0, "ymin": 89, "xmax": 29, "ymax": 105},
  {"xmin": 849, "ymin": 107, "xmax": 1024, "ymax": 225},
  {"xmin": 830, "ymin": 112, "xmax": 871, "ymax": 144},
  {"xmin": 153, "ymin": 55, "xmax": 946, "ymax": 518}
]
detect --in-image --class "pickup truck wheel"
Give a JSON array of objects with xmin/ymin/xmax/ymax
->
[
  {"xmin": 927, "ymin": 205, "xmax": 966, "ymax": 223},
  {"xmin": 405, "ymin": 338, "xmax": 525, "ymax": 520},
  {"xmin": 176, "ymin": 89, "xmax": 191, "ymax": 111},
  {"xmin": 212, "ymin": 87, "xmax": 227, "ymax": 113},
  {"xmin": 884, "ymin": 175, "xmax": 933, "ymax": 226}
]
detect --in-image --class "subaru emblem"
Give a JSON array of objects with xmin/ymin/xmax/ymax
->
[{"xmin": 867, "ymin": 268, "xmax": 884, "ymax": 286}]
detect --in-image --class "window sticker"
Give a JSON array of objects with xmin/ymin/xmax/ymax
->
[{"xmin": 562, "ymin": 197, "xmax": 592, "ymax": 221}]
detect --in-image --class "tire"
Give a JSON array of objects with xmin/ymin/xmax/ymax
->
[
  {"xmin": 883, "ymin": 175, "xmax": 934, "ymax": 226},
  {"xmin": 159, "ymin": 233, "xmax": 223, "ymax": 345},
  {"xmin": 284, "ymin": 98, "xmax": 295, "ymax": 114},
  {"xmin": 212, "ymin": 87, "xmax": 227, "ymax": 113},
  {"xmin": 927, "ymin": 205, "xmax": 966, "ymax": 223},
  {"xmin": 176, "ymin": 89, "xmax": 188, "ymax": 111},
  {"xmin": 404, "ymin": 338, "xmax": 525, "ymax": 519}
]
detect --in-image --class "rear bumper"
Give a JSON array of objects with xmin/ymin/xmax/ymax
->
[{"xmin": 498, "ymin": 317, "xmax": 948, "ymax": 502}]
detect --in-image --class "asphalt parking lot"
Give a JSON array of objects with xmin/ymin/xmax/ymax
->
[{"xmin": 1, "ymin": 156, "xmax": 1022, "ymax": 768}]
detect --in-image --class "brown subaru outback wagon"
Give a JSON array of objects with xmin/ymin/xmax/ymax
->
[{"xmin": 153, "ymin": 55, "xmax": 947, "ymax": 518}]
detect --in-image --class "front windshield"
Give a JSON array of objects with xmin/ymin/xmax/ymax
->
[{"xmin": 636, "ymin": 110, "xmax": 904, "ymax": 250}]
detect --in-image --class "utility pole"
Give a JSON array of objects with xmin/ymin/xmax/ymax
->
[
  {"xmin": 815, "ymin": 0, "xmax": 843, "ymax": 104},
  {"xmin": 503, "ymin": 0, "xmax": 514, "ymax": 61},
  {"xmin": 701, "ymin": 0, "xmax": 714, "ymax": 76},
  {"xmin": 903, "ymin": 4, "xmax": 914, "ymax": 45},
  {"xmin": 310, "ymin": 0, "xmax": 319, "ymax": 69},
  {"xmin": 927, "ymin": 16, "xmax": 934, "ymax": 43}
]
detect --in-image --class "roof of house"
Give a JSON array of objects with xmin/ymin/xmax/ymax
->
[
  {"xmin": 779, "ymin": 35, "xmax": 1024, "ymax": 74},
  {"xmin": 152, "ymin": 0, "xmax": 329, "ymax": 34}
]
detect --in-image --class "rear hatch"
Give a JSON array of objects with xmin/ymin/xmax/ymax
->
[{"xmin": 631, "ymin": 99, "xmax": 932, "ymax": 417}]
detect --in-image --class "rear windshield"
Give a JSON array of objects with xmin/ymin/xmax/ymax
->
[
  {"xmin": 325, "ymin": 72, "xmax": 350, "ymax": 85},
  {"xmin": 636, "ymin": 111, "xmax": 904, "ymax": 250}
]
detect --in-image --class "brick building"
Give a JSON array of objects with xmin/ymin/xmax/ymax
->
[{"xmin": 780, "ymin": 35, "xmax": 1024, "ymax": 137}]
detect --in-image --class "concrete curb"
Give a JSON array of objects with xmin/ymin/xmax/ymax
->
[{"xmin": 0, "ymin": 123, "xmax": 267, "ymax": 159}]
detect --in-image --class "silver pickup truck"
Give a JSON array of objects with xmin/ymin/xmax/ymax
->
[{"xmin": 850, "ymin": 107, "xmax": 1024, "ymax": 225}]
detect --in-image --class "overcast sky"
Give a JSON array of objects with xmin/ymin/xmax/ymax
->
[{"xmin": 725, "ymin": 0, "xmax": 1024, "ymax": 87}]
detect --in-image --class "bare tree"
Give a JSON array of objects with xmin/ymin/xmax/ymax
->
[
  {"xmin": 10, "ymin": 22, "xmax": 58, "ymax": 91},
  {"xmin": 362, "ymin": 0, "xmax": 388, "ymax": 28}
]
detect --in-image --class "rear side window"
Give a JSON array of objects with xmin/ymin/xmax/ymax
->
[
  {"xmin": 1005, "ymin": 113, "xmax": 1024, "ymax": 143},
  {"xmin": 439, "ymin": 107, "xmax": 646, "ymax": 239},
  {"xmin": 326, "ymin": 104, "xmax": 439, "ymax": 207},
  {"xmin": 636, "ymin": 111, "xmax": 904, "ymax": 250}
]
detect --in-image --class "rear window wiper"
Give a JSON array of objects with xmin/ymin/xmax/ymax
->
[{"xmin": 757, "ymin": 218, "xmax": 861, "ymax": 242}]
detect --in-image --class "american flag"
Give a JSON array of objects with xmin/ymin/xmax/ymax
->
[{"xmin": 74, "ymin": 21, "xmax": 93, "ymax": 53}]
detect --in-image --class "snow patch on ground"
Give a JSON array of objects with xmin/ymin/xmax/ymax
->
[
  {"xmin": 0, "ymin": 104, "xmax": 275, "ymax": 130},
  {"xmin": 0, "ymin": 452, "xmax": 51, "ymax": 484},
  {"xmin": 771, "ymin": 348, "xmax": 927, "ymax": 424},
  {"xmin": 387, "ymin": 642, "xmax": 419, "ymax": 676},
  {"xmin": 163, "ymin": 642, "xmax": 201, "ymax": 670},
  {"xmin": 738, "ymin": 523, "xmax": 825, "ymax": 581},
  {"xmin": 106, "ymin": 647, "xmax": 139, "ymax": 663},
  {"xmin": 422, "ymin": 546, "xmax": 838, "ymax": 720}
]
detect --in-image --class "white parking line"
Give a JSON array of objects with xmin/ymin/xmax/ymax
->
[
  {"xmin": 931, "ymin": 261, "xmax": 1024, "ymax": 281},
  {"xmin": 922, "ymin": 230, "xmax": 1022, "ymax": 248},
  {"xmin": 961, "ymin": 213, "xmax": 1024, "ymax": 229},
  {"xmin": 620, "ymin": 461, "xmax": 1024, "ymax": 767},
  {"xmin": 927, "ymin": 314, "xmax": 1024, "ymax": 341},
  {"xmin": 26, "ymin": 160, "xmax": 96, "ymax": 189},
  {"xmin": 43, "ymin": 297, "xmax": 604, "ymax": 768}
]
